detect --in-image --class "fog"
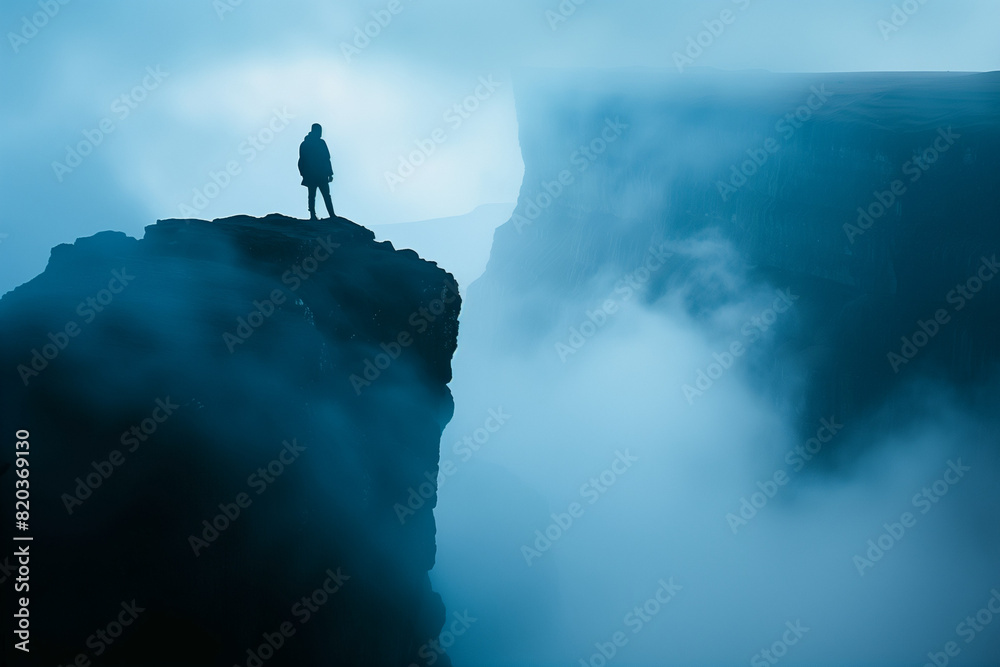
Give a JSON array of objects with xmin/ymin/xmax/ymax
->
[
  {"xmin": 2, "ymin": 0, "xmax": 999, "ymax": 293},
  {"xmin": 425, "ymin": 65, "xmax": 1000, "ymax": 662},
  {"xmin": 3, "ymin": 1, "xmax": 1000, "ymax": 664},
  {"xmin": 434, "ymin": 230, "xmax": 1000, "ymax": 664}
]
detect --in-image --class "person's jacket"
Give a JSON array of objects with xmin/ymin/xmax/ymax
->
[{"xmin": 298, "ymin": 134, "xmax": 333, "ymax": 187}]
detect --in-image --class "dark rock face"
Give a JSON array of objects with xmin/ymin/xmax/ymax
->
[
  {"xmin": 0, "ymin": 215, "xmax": 459, "ymax": 665},
  {"xmin": 473, "ymin": 69, "xmax": 1000, "ymax": 432}
]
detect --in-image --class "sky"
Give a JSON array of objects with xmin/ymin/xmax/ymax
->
[{"xmin": 1, "ymin": 0, "xmax": 999, "ymax": 295}]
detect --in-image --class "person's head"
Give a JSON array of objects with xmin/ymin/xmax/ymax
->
[{"xmin": 310, "ymin": 123, "xmax": 322, "ymax": 137}]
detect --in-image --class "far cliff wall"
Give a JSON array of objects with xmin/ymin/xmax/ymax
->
[{"xmin": 471, "ymin": 69, "xmax": 1000, "ymax": 430}]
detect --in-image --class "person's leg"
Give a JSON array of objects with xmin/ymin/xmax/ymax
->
[
  {"xmin": 319, "ymin": 182, "xmax": 335, "ymax": 219},
  {"xmin": 307, "ymin": 185, "xmax": 318, "ymax": 219}
]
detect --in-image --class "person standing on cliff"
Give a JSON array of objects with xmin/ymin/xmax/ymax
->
[{"xmin": 298, "ymin": 123, "xmax": 336, "ymax": 220}]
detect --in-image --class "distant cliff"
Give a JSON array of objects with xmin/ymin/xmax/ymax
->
[
  {"xmin": 472, "ymin": 69, "xmax": 1000, "ymax": 431},
  {"xmin": 0, "ymin": 214, "xmax": 459, "ymax": 665}
]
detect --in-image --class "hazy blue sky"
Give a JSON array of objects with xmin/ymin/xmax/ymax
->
[{"xmin": 1, "ymin": 0, "xmax": 998, "ymax": 292}]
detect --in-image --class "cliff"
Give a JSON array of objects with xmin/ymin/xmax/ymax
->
[
  {"xmin": 471, "ymin": 68, "xmax": 1000, "ymax": 431},
  {"xmin": 0, "ymin": 214, "xmax": 459, "ymax": 665}
]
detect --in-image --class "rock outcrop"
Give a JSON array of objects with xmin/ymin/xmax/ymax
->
[{"xmin": 0, "ymin": 214, "xmax": 459, "ymax": 665}]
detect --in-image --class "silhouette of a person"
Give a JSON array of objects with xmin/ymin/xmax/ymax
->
[{"xmin": 298, "ymin": 123, "xmax": 336, "ymax": 220}]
